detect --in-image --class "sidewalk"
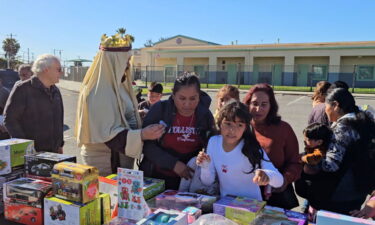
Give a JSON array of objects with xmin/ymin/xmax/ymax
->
[{"xmin": 57, "ymin": 79, "xmax": 375, "ymax": 97}]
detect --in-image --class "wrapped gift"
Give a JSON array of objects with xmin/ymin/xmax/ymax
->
[
  {"xmin": 106, "ymin": 174, "xmax": 165, "ymax": 200},
  {"xmin": 155, "ymin": 190, "xmax": 217, "ymax": 212},
  {"xmin": 44, "ymin": 196, "xmax": 101, "ymax": 225},
  {"xmin": 182, "ymin": 206, "xmax": 202, "ymax": 224},
  {"xmin": 4, "ymin": 177, "xmax": 51, "ymax": 208},
  {"xmin": 213, "ymin": 196, "xmax": 266, "ymax": 225},
  {"xmin": 100, "ymin": 193, "xmax": 112, "ymax": 225},
  {"xmin": 137, "ymin": 208, "xmax": 188, "ymax": 225},
  {"xmin": 51, "ymin": 162, "xmax": 99, "ymax": 203},
  {"xmin": 25, "ymin": 152, "xmax": 76, "ymax": 180},
  {"xmin": 316, "ymin": 210, "xmax": 375, "ymax": 225},
  {"xmin": 4, "ymin": 200, "xmax": 43, "ymax": 225},
  {"xmin": 0, "ymin": 138, "xmax": 34, "ymax": 175}
]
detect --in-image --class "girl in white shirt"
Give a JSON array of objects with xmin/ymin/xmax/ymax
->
[{"xmin": 197, "ymin": 101, "xmax": 284, "ymax": 200}]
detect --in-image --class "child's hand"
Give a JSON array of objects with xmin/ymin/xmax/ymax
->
[
  {"xmin": 252, "ymin": 169, "xmax": 270, "ymax": 186},
  {"xmin": 350, "ymin": 197, "xmax": 375, "ymax": 219},
  {"xmin": 196, "ymin": 151, "xmax": 211, "ymax": 168},
  {"xmin": 301, "ymin": 149, "xmax": 323, "ymax": 165}
]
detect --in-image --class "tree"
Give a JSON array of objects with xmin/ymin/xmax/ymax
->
[
  {"xmin": 2, "ymin": 38, "xmax": 20, "ymax": 68},
  {"xmin": 116, "ymin": 28, "xmax": 126, "ymax": 37},
  {"xmin": 144, "ymin": 39, "xmax": 154, "ymax": 47},
  {"xmin": 158, "ymin": 37, "xmax": 169, "ymax": 42}
]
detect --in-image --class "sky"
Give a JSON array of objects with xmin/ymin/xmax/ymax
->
[{"xmin": 1, "ymin": 0, "xmax": 375, "ymax": 65}]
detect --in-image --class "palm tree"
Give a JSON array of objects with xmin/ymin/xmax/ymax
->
[
  {"xmin": 2, "ymin": 38, "xmax": 20, "ymax": 69},
  {"xmin": 116, "ymin": 28, "xmax": 126, "ymax": 37}
]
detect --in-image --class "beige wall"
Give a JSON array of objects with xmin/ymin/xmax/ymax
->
[
  {"xmin": 295, "ymin": 57, "xmax": 329, "ymax": 65},
  {"xmin": 183, "ymin": 58, "xmax": 209, "ymax": 65},
  {"xmin": 340, "ymin": 56, "xmax": 375, "ymax": 72}
]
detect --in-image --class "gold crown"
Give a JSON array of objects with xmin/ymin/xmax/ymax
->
[{"xmin": 100, "ymin": 28, "xmax": 134, "ymax": 49}]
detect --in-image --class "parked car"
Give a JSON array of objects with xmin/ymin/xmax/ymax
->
[{"xmin": 0, "ymin": 69, "xmax": 20, "ymax": 90}]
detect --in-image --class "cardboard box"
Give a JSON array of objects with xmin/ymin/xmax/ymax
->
[
  {"xmin": 99, "ymin": 176, "xmax": 119, "ymax": 218},
  {"xmin": 25, "ymin": 152, "xmax": 76, "ymax": 180},
  {"xmin": 4, "ymin": 201, "xmax": 43, "ymax": 225},
  {"xmin": 263, "ymin": 205, "xmax": 308, "ymax": 222},
  {"xmin": 107, "ymin": 217, "xmax": 138, "ymax": 225},
  {"xmin": 213, "ymin": 196, "xmax": 236, "ymax": 216},
  {"xmin": 0, "ymin": 138, "xmax": 34, "ymax": 175},
  {"xmin": 4, "ymin": 177, "xmax": 51, "ymax": 208},
  {"xmin": 316, "ymin": 210, "xmax": 375, "ymax": 225},
  {"xmin": 155, "ymin": 190, "xmax": 217, "ymax": 212},
  {"xmin": 137, "ymin": 208, "xmax": 188, "ymax": 225},
  {"xmin": 106, "ymin": 174, "xmax": 165, "ymax": 200},
  {"xmin": 182, "ymin": 206, "xmax": 201, "ymax": 224},
  {"xmin": 51, "ymin": 162, "xmax": 99, "ymax": 203},
  {"xmin": 100, "ymin": 193, "xmax": 112, "ymax": 225},
  {"xmin": 44, "ymin": 196, "xmax": 101, "ymax": 225},
  {"xmin": 0, "ymin": 167, "xmax": 25, "ymax": 214}
]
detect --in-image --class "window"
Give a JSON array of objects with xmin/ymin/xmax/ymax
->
[
  {"xmin": 312, "ymin": 65, "xmax": 328, "ymax": 80},
  {"xmin": 357, "ymin": 65, "xmax": 375, "ymax": 81}
]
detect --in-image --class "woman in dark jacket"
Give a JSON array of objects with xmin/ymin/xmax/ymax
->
[{"xmin": 140, "ymin": 73, "xmax": 215, "ymax": 189}]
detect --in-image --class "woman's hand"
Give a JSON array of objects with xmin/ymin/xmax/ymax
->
[
  {"xmin": 196, "ymin": 151, "xmax": 211, "ymax": 168},
  {"xmin": 141, "ymin": 124, "xmax": 165, "ymax": 140},
  {"xmin": 173, "ymin": 161, "xmax": 194, "ymax": 179},
  {"xmin": 252, "ymin": 169, "xmax": 270, "ymax": 186},
  {"xmin": 350, "ymin": 198, "xmax": 375, "ymax": 219}
]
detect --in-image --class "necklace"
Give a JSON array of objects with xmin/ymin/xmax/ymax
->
[{"xmin": 175, "ymin": 113, "xmax": 195, "ymax": 128}]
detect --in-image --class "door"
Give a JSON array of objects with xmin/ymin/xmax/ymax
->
[
  {"xmin": 297, "ymin": 64, "xmax": 309, "ymax": 86},
  {"xmin": 194, "ymin": 65, "xmax": 206, "ymax": 80},
  {"xmin": 252, "ymin": 64, "xmax": 259, "ymax": 84},
  {"xmin": 227, "ymin": 64, "xmax": 237, "ymax": 84},
  {"xmin": 272, "ymin": 64, "xmax": 283, "ymax": 86}
]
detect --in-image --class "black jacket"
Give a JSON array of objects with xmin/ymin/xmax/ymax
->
[
  {"xmin": 4, "ymin": 76, "xmax": 64, "ymax": 152},
  {"xmin": 140, "ymin": 91, "xmax": 215, "ymax": 176}
]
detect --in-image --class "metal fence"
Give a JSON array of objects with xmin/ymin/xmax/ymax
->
[{"xmin": 62, "ymin": 64, "xmax": 375, "ymax": 91}]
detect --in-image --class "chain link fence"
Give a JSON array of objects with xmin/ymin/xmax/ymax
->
[{"xmin": 62, "ymin": 64, "xmax": 375, "ymax": 92}]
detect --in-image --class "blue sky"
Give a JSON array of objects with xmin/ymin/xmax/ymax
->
[{"xmin": 1, "ymin": 0, "xmax": 375, "ymax": 65}]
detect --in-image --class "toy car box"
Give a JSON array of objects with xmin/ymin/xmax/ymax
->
[
  {"xmin": 99, "ymin": 176, "xmax": 119, "ymax": 218},
  {"xmin": 51, "ymin": 162, "xmax": 99, "ymax": 204},
  {"xmin": 213, "ymin": 196, "xmax": 266, "ymax": 225},
  {"xmin": 4, "ymin": 177, "xmax": 52, "ymax": 208},
  {"xmin": 4, "ymin": 200, "xmax": 43, "ymax": 225},
  {"xmin": 100, "ymin": 193, "xmax": 112, "ymax": 225},
  {"xmin": 25, "ymin": 152, "xmax": 76, "ymax": 180},
  {"xmin": 107, "ymin": 217, "xmax": 138, "ymax": 225},
  {"xmin": 0, "ymin": 138, "xmax": 34, "ymax": 175},
  {"xmin": 316, "ymin": 210, "xmax": 375, "ymax": 225},
  {"xmin": 155, "ymin": 190, "xmax": 217, "ymax": 212},
  {"xmin": 137, "ymin": 208, "xmax": 188, "ymax": 225},
  {"xmin": 182, "ymin": 206, "xmax": 201, "ymax": 224},
  {"xmin": 44, "ymin": 196, "xmax": 101, "ymax": 225},
  {"xmin": 107, "ymin": 174, "xmax": 165, "ymax": 200}
]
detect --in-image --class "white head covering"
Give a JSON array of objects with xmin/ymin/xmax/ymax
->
[{"xmin": 75, "ymin": 50, "xmax": 141, "ymax": 146}]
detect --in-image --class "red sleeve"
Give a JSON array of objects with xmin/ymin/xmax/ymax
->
[{"xmin": 282, "ymin": 122, "xmax": 302, "ymax": 184}]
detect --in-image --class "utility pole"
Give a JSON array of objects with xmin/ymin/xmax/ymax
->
[
  {"xmin": 27, "ymin": 48, "xmax": 30, "ymax": 63},
  {"xmin": 53, "ymin": 49, "xmax": 63, "ymax": 60}
]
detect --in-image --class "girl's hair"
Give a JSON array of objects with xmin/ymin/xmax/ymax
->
[
  {"xmin": 303, "ymin": 123, "xmax": 332, "ymax": 150},
  {"xmin": 243, "ymin": 83, "xmax": 281, "ymax": 125},
  {"xmin": 216, "ymin": 85, "xmax": 240, "ymax": 100},
  {"xmin": 311, "ymin": 81, "xmax": 331, "ymax": 102},
  {"xmin": 173, "ymin": 72, "xmax": 201, "ymax": 95},
  {"xmin": 326, "ymin": 87, "xmax": 375, "ymax": 193},
  {"xmin": 217, "ymin": 101, "xmax": 265, "ymax": 173}
]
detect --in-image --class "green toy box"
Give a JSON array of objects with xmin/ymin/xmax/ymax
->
[
  {"xmin": 0, "ymin": 138, "xmax": 34, "ymax": 175},
  {"xmin": 44, "ymin": 196, "xmax": 100, "ymax": 225}
]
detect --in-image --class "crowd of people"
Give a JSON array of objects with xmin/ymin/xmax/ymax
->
[{"xmin": 0, "ymin": 47, "xmax": 374, "ymax": 222}]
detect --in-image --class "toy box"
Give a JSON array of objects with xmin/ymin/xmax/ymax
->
[
  {"xmin": 213, "ymin": 196, "xmax": 266, "ymax": 225},
  {"xmin": 44, "ymin": 196, "xmax": 101, "ymax": 225},
  {"xmin": 137, "ymin": 208, "xmax": 188, "ymax": 225},
  {"xmin": 100, "ymin": 193, "xmax": 112, "ymax": 225},
  {"xmin": 107, "ymin": 217, "xmax": 138, "ymax": 225},
  {"xmin": 155, "ymin": 190, "xmax": 217, "ymax": 212},
  {"xmin": 51, "ymin": 162, "xmax": 99, "ymax": 203},
  {"xmin": 182, "ymin": 206, "xmax": 201, "ymax": 224},
  {"xmin": 4, "ymin": 200, "xmax": 43, "ymax": 225},
  {"xmin": 0, "ymin": 138, "xmax": 34, "ymax": 175},
  {"xmin": 99, "ymin": 176, "xmax": 119, "ymax": 218},
  {"xmin": 25, "ymin": 152, "xmax": 76, "ymax": 180},
  {"xmin": 4, "ymin": 177, "xmax": 52, "ymax": 208},
  {"xmin": 316, "ymin": 210, "xmax": 375, "ymax": 225},
  {"xmin": 262, "ymin": 206, "xmax": 307, "ymax": 222},
  {"xmin": 107, "ymin": 174, "xmax": 165, "ymax": 200}
]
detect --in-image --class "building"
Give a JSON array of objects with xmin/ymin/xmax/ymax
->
[{"xmin": 133, "ymin": 35, "xmax": 375, "ymax": 88}]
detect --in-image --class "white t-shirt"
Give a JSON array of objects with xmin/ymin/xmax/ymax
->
[{"xmin": 200, "ymin": 135, "xmax": 284, "ymax": 200}]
